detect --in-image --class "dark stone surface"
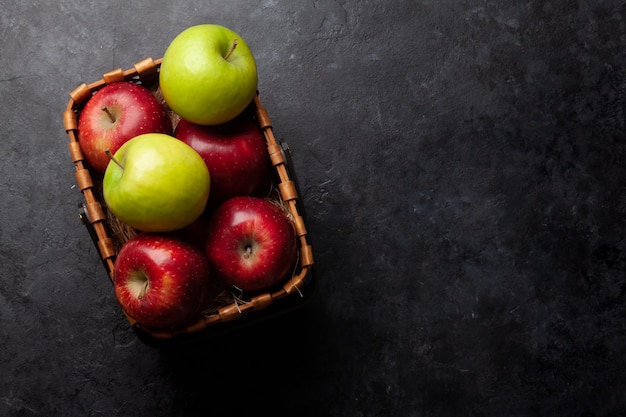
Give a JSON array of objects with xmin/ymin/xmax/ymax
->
[{"xmin": 1, "ymin": 1, "xmax": 625, "ymax": 416}]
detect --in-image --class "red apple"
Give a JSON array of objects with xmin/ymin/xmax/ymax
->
[
  {"xmin": 113, "ymin": 233, "xmax": 211, "ymax": 329},
  {"xmin": 78, "ymin": 81, "xmax": 172, "ymax": 173},
  {"xmin": 174, "ymin": 214, "xmax": 212, "ymax": 249},
  {"xmin": 204, "ymin": 196, "xmax": 298, "ymax": 292},
  {"xmin": 174, "ymin": 113, "xmax": 271, "ymax": 207}
]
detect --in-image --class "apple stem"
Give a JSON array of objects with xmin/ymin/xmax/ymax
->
[
  {"xmin": 101, "ymin": 106, "xmax": 116, "ymax": 123},
  {"xmin": 138, "ymin": 280, "xmax": 149, "ymax": 300},
  {"xmin": 224, "ymin": 39, "xmax": 238, "ymax": 61},
  {"xmin": 105, "ymin": 149, "xmax": 125, "ymax": 170},
  {"xmin": 243, "ymin": 245, "xmax": 252, "ymax": 259}
]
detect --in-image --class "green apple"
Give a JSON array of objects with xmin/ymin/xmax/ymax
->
[
  {"xmin": 103, "ymin": 133, "xmax": 210, "ymax": 232},
  {"xmin": 159, "ymin": 24, "xmax": 258, "ymax": 125}
]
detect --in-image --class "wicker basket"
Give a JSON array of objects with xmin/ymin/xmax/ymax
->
[{"xmin": 63, "ymin": 57, "xmax": 314, "ymax": 343}]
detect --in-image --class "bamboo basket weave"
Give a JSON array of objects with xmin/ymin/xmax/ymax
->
[{"xmin": 63, "ymin": 57, "xmax": 314, "ymax": 342}]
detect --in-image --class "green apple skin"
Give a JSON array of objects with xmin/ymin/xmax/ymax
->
[
  {"xmin": 103, "ymin": 133, "xmax": 211, "ymax": 232},
  {"xmin": 159, "ymin": 24, "xmax": 258, "ymax": 126}
]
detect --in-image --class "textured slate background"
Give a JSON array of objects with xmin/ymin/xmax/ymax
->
[{"xmin": 1, "ymin": 1, "xmax": 625, "ymax": 416}]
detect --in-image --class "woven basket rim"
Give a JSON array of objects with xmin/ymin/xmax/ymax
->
[{"xmin": 63, "ymin": 57, "xmax": 314, "ymax": 341}]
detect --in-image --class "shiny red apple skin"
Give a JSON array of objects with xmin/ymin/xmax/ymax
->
[
  {"xmin": 174, "ymin": 113, "xmax": 271, "ymax": 207},
  {"xmin": 204, "ymin": 196, "xmax": 298, "ymax": 292},
  {"xmin": 113, "ymin": 233, "xmax": 211, "ymax": 329},
  {"xmin": 78, "ymin": 82, "xmax": 172, "ymax": 173}
]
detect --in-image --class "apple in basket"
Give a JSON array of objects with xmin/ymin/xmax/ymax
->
[
  {"xmin": 102, "ymin": 133, "xmax": 210, "ymax": 232},
  {"xmin": 77, "ymin": 81, "xmax": 172, "ymax": 173},
  {"xmin": 159, "ymin": 24, "xmax": 258, "ymax": 125},
  {"xmin": 204, "ymin": 196, "xmax": 298, "ymax": 292},
  {"xmin": 113, "ymin": 233, "xmax": 211, "ymax": 329},
  {"xmin": 174, "ymin": 112, "xmax": 271, "ymax": 207}
]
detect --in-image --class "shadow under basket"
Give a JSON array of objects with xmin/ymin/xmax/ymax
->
[{"xmin": 63, "ymin": 57, "xmax": 315, "ymax": 347}]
